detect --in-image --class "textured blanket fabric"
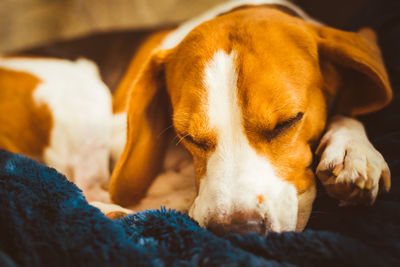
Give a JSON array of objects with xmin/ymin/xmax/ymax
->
[
  {"xmin": 0, "ymin": 149, "xmax": 399, "ymax": 267},
  {"xmin": 1, "ymin": 0, "xmax": 400, "ymax": 266}
]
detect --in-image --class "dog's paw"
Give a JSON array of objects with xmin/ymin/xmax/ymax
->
[{"xmin": 316, "ymin": 117, "xmax": 390, "ymax": 206}]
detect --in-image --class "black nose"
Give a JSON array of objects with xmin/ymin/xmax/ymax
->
[{"xmin": 206, "ymin": 213, "xmax": 266, "ymax": 236}]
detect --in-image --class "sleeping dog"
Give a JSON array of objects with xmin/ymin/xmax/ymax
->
[
  {"xmin": 0, "ymin": 0, "xmax": 392, "ymax": 235},
  {"xmin": 109, "ymin": 0, "xmax": 392, "ymax": 234}
]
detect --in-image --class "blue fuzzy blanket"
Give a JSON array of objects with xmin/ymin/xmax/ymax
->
[
  {"xmin": 1, "ymin": 148, "xmax": 399, "ymax": 267},
  {"xmin": 1, "ymin": 1, "xmax": 400, "ymax": 266}
]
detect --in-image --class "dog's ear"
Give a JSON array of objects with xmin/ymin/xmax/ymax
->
[
  {"xmin": 109, "ymin": 50, "xmax": 171, "ymax": 206},
  {"xmin": 313, "ymin": 26, "xmax": 392, "ymax": 116}
]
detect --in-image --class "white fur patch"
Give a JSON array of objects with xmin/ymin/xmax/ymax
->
[
  {"xmin": 161, "ymin": 0, "xmax": 321, "ymax": 49},
  {"xmin": 110, "ymin": 112, "xmax": 127, "ymax": 166},
  {"xmin": 188, "ymin": 50, "xmax": 298, "ymax": 232},
  {"xmin": 0, "ymin": 57, "xmax": 113, "ymax": 202}
]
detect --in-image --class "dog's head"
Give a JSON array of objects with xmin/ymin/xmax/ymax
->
[{"xmin": 110, "ymin": 5, "xmax": 391, "ymax": 234}]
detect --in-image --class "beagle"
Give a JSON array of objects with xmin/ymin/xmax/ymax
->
[
  {"xmin": 109, "ymin": 0, "xmax": 392, "ymax": 234},
  {"xmin": 0, "ymin": 57, "xmax": 112, "ymax": 202}
]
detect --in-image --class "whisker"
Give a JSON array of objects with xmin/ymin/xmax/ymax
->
[
  {"xmin": 157, "ymin": 124, "xmax": 174, "ymax": 138},
  {"xmin": 176, "ymin": 133, "xmax": 189, "ymax": 146}
]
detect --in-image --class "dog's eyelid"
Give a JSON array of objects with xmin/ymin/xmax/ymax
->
[
  {"xmin": 277, "ymin": 112, "xmax": 304, "ymax": 128},
  {"xmin": 264, "ymin": 112, "xmax": 304, "ymax": 141},
  {"xmin": 177, "ymin": 132, "xmax": 211, "ymax": 150}
]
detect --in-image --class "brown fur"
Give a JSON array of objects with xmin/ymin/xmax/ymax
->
[
  {"xmin": 0, "ymin": 67, "xmax": 53, "ymax": 161},
  {"xmin": 110, "ymin": 6, "xmax": 392, "ymax": 207},
  {"xmin": 113, "ymin": 30, "xmax": 173, "ymax": 113}
]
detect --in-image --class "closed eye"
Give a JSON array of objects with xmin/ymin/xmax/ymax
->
[
  {"xmin": 264, "ymin": 112, "xmax": 304, "ymax": 142},
  {"xmin": 177, "ymin": 133, "xmax": 211, "ymax": 150}
]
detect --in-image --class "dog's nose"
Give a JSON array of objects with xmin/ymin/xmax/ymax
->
[{"xmin": 206, "ymin": 213, "xmax": 266, "ymax": 236}]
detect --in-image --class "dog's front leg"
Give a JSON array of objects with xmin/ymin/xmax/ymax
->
[{"xmin": 315, "ymin": 115, "xmax": 391, "ymax": 206}]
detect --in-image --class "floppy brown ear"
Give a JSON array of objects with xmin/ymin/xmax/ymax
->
[
  {"xmin": 314, "ymin": 26, "xmax": 392, "ymax": 116},
  {"xmin": 109, "ymin": 51, "xmax": 171, "ymax": 206}
]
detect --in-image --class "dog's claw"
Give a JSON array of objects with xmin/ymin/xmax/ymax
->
[
  {"xmin": 356, "ymin": 179, "xmax": 365, "ymax": 190},
  {"xmin": 332, "ymin": 164, "xmax": 343, "ymax": 177},
  {"xmin": 381, "ymin": 168, "xmax": 391, "ymax": 193},
  {"xmin": 316, "ymin": 116, "xmax": 390, "ymax": 206},
  {"xmin": 365, "ymin": 179, "xmax": 373, "ymax": 190}
]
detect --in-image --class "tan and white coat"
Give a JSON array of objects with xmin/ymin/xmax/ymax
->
[{"xmin": 110, "ymin": 0, "xmax": 392, "ymax": 234}]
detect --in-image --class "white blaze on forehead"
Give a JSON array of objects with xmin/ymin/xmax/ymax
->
[
  {"xmin": 188, "ymin": 50, "xmax": 298, "ymax": 232},
  {"xmin": 205, "ymin": 51, "xmax": 240, "ymax": 134}
]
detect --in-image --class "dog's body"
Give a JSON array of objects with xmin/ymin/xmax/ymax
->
[
  {"xmin": 110, "ymin": 0, "xmax": 392, "ymax": 234},
  {"xmin": 0, "ymin": 57, "xmax": 112, "ymax": 202},
  {"xmin": 0, "ymin": 0, "xmax": 392, "ymax": 235}
]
